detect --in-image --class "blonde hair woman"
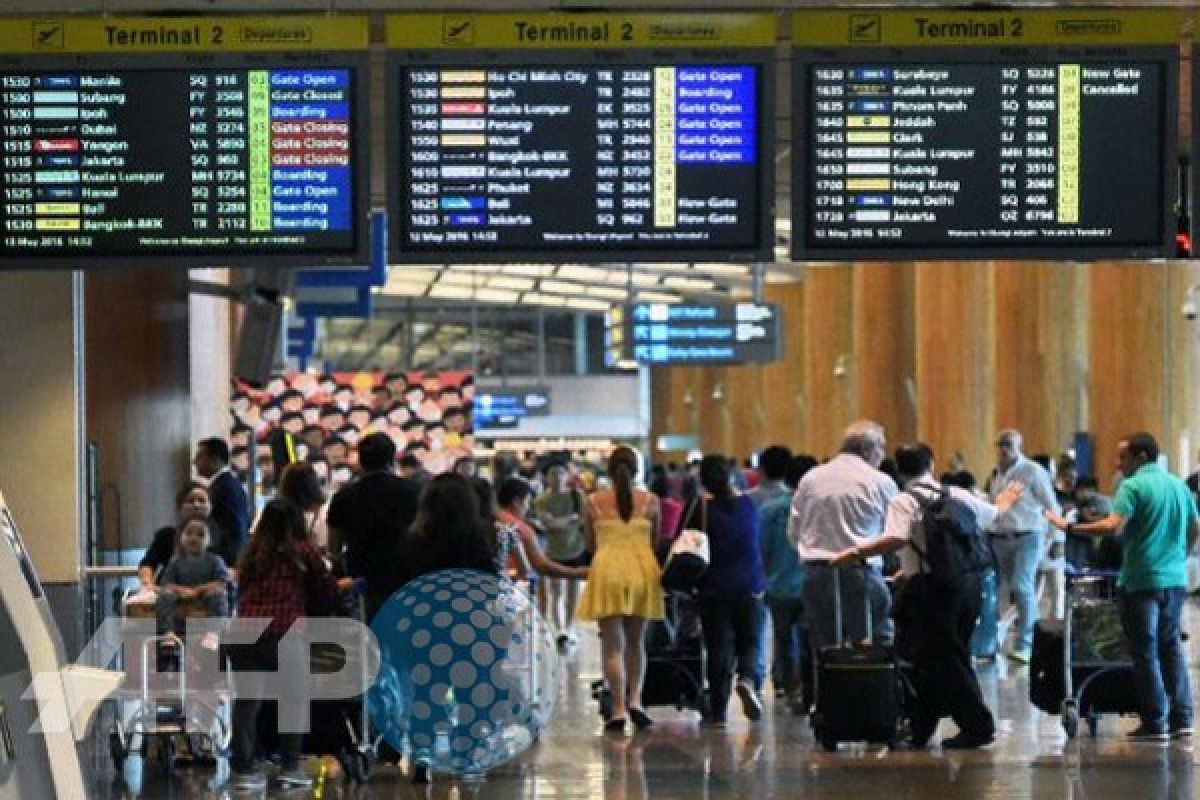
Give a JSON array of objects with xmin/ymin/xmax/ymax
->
[{"xmin": 577, "ymin": 446, "xmax": 664, "ymax": 733}]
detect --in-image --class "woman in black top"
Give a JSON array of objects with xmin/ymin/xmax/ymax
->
[{"xmin": 137, "ymin": 482, "xmax": 214, "ymax": 587}]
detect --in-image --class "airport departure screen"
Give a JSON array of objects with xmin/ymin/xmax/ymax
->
[
  {"xmin": 796, "ymin": 61, "xmax": 1168, "ymax": 258},
  {"xmin": 0, "ymin": 66, "xmax": 363, "ymax": 264},
  {"xmin": 395, "ymin": 63, "xmax": 767, "ymax": 261}
]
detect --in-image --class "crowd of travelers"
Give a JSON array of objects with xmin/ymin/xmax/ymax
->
[{"xmin": 133, "ymin": 416, "xmax": 1200, "ymax": 788}]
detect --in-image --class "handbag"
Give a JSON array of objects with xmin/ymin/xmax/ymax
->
[{"xmin": 661, "ymin": 497, "xmax": 710, "ymax": 591}]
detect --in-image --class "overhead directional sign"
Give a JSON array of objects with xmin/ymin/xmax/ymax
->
[
  {"xmin": 474, "ymin": 386, "xmax": 552, "ymax": 428},
  {"xmin": 610, "ymin": 301, "xmax": 781, "ymax": 365}
]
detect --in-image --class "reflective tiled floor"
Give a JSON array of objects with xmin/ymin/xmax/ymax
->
[{"xmin": 93, "ymin": 607, "xmax": 1200, "ymax": 799}]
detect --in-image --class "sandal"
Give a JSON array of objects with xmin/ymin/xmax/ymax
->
[
  {"xmin": 604, "ymin": 718, "xmax": 627, "ymax": 734},
  {"xmin": 629, "ymin": 709, "xmax": 654, "ymax": 730}
]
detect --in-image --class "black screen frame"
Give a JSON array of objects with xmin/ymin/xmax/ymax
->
[
  {"xmin": 0, "ymin": 50, "xmax": 372, "ymax": 269},
  {"xmin": 387, "ymin": 47, "xmax": 776, "ymax": 265},
  {"xmin": 791, "ymin": 44, "xmax": 1178, "ymax": 261}
]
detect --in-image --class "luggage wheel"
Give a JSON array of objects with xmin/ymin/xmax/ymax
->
[{"xmin": 1061, "ymin": 699, "xmax": 1079, "ymax": 738}]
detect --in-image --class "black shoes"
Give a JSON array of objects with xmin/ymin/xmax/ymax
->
[
  {"xmin": 940, "ymin": 731, "xmax": 994, "ymax": 750},
  {"xmin": 629, "ymin": 708, "xmax": 654, "ymax": 730},
  {"xmin": 604, "ymin": 718, "xmax": 627, "ymax": 734}
]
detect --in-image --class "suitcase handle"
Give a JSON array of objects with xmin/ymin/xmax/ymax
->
[{"xmin": 831, "ymin": 563, "xmax": 873, "ymax": 647}]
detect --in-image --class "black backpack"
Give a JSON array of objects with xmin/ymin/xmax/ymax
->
[{"xmin": 906, "ymin": 482, "xmax": 993, "ymax": 585}]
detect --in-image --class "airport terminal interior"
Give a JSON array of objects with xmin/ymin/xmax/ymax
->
[{"xmin": 6, "ymin": 1, "xmax": 1200, "ymax": 798}]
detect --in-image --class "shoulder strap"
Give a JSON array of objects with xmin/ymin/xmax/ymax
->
[{"xmin": 901, "ymin": 486, "xmax": 936, "ymax": 568}]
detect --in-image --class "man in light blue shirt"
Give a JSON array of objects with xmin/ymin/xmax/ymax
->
[
  {"xmin": 987, "ymin": 429, "xmax": 1059, "ymax": 663},
  {"xmin": 748, "ymin": 445, "xmax": 795, "ymax": 696},
  {"xmin": 1047, "ymin": 432, "xmax": 1199, "ymax": 741}
]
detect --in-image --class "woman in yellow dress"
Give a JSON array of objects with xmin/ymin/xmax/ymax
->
[{"xmin": 578, "ymin": 446, "xmax": 665, "ymax": 733}]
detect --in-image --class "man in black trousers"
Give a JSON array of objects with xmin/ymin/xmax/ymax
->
[{"xmin": 831, "ymin": 443, "xmax": 1021, "ymax": 749}]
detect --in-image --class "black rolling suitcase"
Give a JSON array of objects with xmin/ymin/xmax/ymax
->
[
  {"xmin": 811, "ymin": 566, "xmax": 903, "ymax": 751},
  {"xmin": 593, "ymin": 593, "xmax": 709, "ymax": 718},
  {"xmin": 1030, "ymin": 619, "xmax": 1066, "ymax": 714}
]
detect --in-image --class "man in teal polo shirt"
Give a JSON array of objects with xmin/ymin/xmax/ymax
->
[{"xmin": 1046, "ymin": 432, "xmax": 1199, "ymax": 741}]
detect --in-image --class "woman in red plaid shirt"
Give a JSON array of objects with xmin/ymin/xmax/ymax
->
[{"xmin": 228, "ymin": 498, "xmax": 340, "ymax": 792}]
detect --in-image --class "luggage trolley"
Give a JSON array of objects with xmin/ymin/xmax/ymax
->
[
  {"xmin": 1059, "ymin": 570, "xmax": 1138, "ymax": 737},
  {"xmin": 307, "ymin": 586, "xmax": 381, "ymax": 785},
  {"xmin": 109, "ymin": 592, "xmax": 234, "ymax": 785}
]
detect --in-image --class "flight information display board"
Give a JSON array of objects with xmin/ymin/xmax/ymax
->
[
  {"xmin": 0, "ymin": 16, "xmax": 370, "ymax": 267},
  {"xmin": 792, "ymin": 10, "xmax": 1179, "ymax": 260},
  {"xmin": 387, "ymin": 13, "xmax": 775, "ymax": 263}
]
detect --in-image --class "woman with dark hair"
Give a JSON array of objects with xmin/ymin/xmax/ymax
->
[
  {"xmin": 403, "ymin": 473, "xmax": 498, "ymax": 582},
  {"xmin": 228, "ymin": 498, "xmax": 340, "ymax": 792},
  {"xmin": 277, "ymin": 461, "xmax": 328, "ymax": 547},
  {"xmin": 138, "ymin": 482, "xmax": 213, "ymax": 587},
  {"xmin": 577, "ymin": 446, "xmax": 663, "ymax": 733},
  {"xmin": 688, "ymin": 453, "xmax": 767, "ymax": 727}
]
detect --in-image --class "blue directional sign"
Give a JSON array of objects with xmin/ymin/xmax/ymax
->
[
  {"xmin": 618, "ymin": 302, "xmax": 780, "ymax": 365},
  {"xmin": 474, "ymin": 386, "xmax": 552, "ymax": 429}
]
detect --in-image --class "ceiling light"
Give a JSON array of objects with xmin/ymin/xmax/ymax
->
[
  {"xmin": 487, "ymin": 276, "xmax": 535, "ymax": 291},
  {"xmin": 557, "ymin": 265, "xmax": 610, "ymax": 283},
  {"xmin": 473, "ymin": 288, "xmax": 520, "ymax": 304},
  {"xmin": 629, "ymin": 272, "xmax": 660, "ymax": 287},
  {"xmin": 691, "ymin": 262, "xmax": 750, "ymax": 276},
  {"xmin": 636, "ymin": 291, "xmax": 681, "ymax": 303},
  {"xmin": 437, "ymin": 271, "xmax": 480, "ymax": 287},
  {"xmin": 663, "ymin": 276, "xmax": 716, "ymax": 291},
  {"xmin": 539, "ymin": 279, "xmax": 584, "ymax": 295},
  {"xmin": 502, "ymin": 264, "xmax": 556, "ymax": 277},
  {"xmin": 566, "ymin": 297, "xmax": 611, "ymax": 311},
  {"xmin": 379, "ymin": 283, "xmax": 429, "ymax": 297},
  {"xmin": 429, "ymin": 285, "xmax": 475, "ymax": 300},
  {"xmin": 520, "ymin": 292, "xmax": 570, "ymax": 307},
  {"xmin": 586, "ymin": 285, "xmax": 629, "ymax": 299},
  {"xmin": 387, "ymin": 267, "xmax": 439, "ymax": 284}
]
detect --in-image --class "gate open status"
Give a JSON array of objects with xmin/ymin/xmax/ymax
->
[
  {"xmin": 792, "ymin": 10, "xmax": 1179, "ymax": 260},
  {"xmin": 387, "ymin": 13, "xmax": 775, "ymax": 263}
]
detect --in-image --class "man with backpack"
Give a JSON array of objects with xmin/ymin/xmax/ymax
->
[{"xmin": 831, "ymin": 443, "xmax": 1022, "ymax": 749}]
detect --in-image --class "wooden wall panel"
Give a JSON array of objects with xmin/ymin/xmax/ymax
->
[
  {"xmin": 761, "ymin": 281, "xmax": 806, "ymax": 452},
  {"xmin": 853, "ymin": 263, "xmax": 916, "ymax": 448},
  {"xmin": 803, "ymin": 266, "xmax": 856, "ymax": 458},
  {"xmin": 647, "ymin": 280, "xmax": 807, "ymax": 463},
  {"xmin": 1170, "ymin": 261, "xmax": 1200, "ymax": 475},
  {"xmin": 993, "ymin": 262, "xmax": 1089, "ymax": 461},
  {"xmin": 648, "ymin": 260, "xmax": 1199, "ymax": 485},
  {"xmin": 86, "ymin": 270, "xmax": 192, "ymax": 550},
  {"xmin": 914, "ymin": 262, "xmax": 996, "ymax": 477},
  {"xmin": 1089, "ymin": 263, "xmax": 1168, "ymax": 491}
]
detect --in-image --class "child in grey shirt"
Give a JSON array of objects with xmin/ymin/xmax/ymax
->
[{"xmin": 156, "ymin": 518, "xmax": 229, "ymax": 635}]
